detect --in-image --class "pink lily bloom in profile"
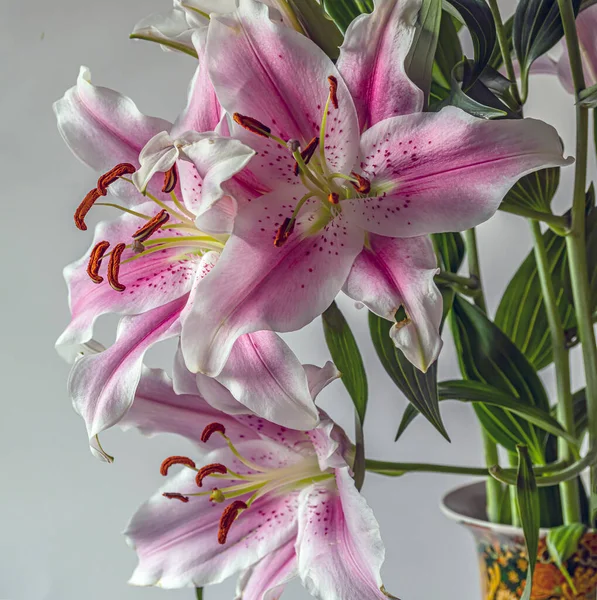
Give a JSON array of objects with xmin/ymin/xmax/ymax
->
[
  {"xmin": 123, "ymin": 365, "xmax": 396, "ymax": 600},
  {"xmin": 181, "ymin": 0, "xmax": 573, "ymax": 377},
  {"xmin": 131, "ymin": 0, "xmax": 303, "ymax": 55},
  {"xmin": 520, "ymin": 4, "xmax": 597, "ymax": 93},
  {"xmin": 53, "ymin": 39, "xmax": 321, "ymax": 458}
]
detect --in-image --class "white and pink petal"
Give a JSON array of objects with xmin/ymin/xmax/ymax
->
[
  {"xmin": 343, "ymin": 234, "xmax": 442, "ymax": 371},
  {"xmin": 68, "ymin": 297, "xmax": 186, "ymax": 457},
  {"xmin": 337, "ymin": 0, "xmax": 423, "ymax": 128},
  {"xmin": 344, "ymin": 107, "xmax": 573, "ymax": 237},
  {"xmin": 181, "ymin": 187, "xmax": 364, "ymax": 377},
  {"xmin": 54, "ymin": 67, "xmax": 172, "ymax": 203},
  {"xmin": 296, "ymin": 469, "xmax": 390, "ymax": 600}
]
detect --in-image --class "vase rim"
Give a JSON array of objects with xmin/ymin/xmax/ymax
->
[{"xmin": 439, "ymin": 480, "xmax": 594, "ymax": 536}]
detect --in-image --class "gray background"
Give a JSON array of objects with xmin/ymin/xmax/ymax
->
[{"xmin": 1, "ymin": 0, "xmax": 595, "ymax": 598}]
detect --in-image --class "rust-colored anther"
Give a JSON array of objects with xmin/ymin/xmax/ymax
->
[
  {"xmin": 133, "ymin": 209, "xmax": 170, "ymax": 243},
  {"xmin": 97, "ymin": 163, "xmax": 136, "ymax": 196},
  {"xmin": 218, "ymin": 501, "xmax": 248, "ymax": 545},
  {"xmin": 201, "ymin": 422, "xmax": 226, "ymax": 443},
  {"xmin": 162, "ymin": 492, "xmax": 190, "ymax": 503},
  {"xmin": 160, "ymin": 455, "xmax": 197, "ymax": 476},
  {"xmin": 87, "ymin": 241, "xmax": 110, "ymax": 284},
  {"xmin": 107, "ymin": 243, "xmax": 127, "ymax": 292},
  {"xmin": 328, "ymin": 192, "xmax": 340, "ymax": 205},
  {"xmin": 273, "ymin": 217, "xmax": 294, "ymax": 248},
  {"xmin": 162, "ymin": 165, "xmax": 178, "ymax": 193},
  {"xmin": 350, "ymin": 172, "xmax": 371, "ymax": 195},
  {"xmin": 328, "ymin": 76, "xmax": 339, "ymax": 109},
  {"xmin": 196, "ymin": 464, "xmax": 228, "ymax": 487},
  {"xmin": 293, "ymin": 136, "xmax": 320, "ymax": 176},
  {"xmin": 74, "ymin": 188, "xmax": 102, "ymax": 231},
  {"xmin": 233, "ymin": 113, "xmax": 271, "ymax": 138}
]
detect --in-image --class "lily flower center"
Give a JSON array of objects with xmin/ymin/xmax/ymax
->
[
  {"xmin": 234, "ymin": 75, "xmax": 375, "ymax": 247},
  {"xmin": 160, "ymin": 422, "xmax": 333, "ymax": 545},
  {"xmin": 74, "ymin": 163, "xmax": 226, "ymax": 291}
]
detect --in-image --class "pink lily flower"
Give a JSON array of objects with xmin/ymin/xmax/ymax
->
[
  {"xmin": 54, "ymin": 38, "xmax": 322, "ymax": 459},
  {"xmin": 181, "ymin": 0, "xmax": 573, "ymax": 376},
  {"xmin": 131, "ymin": 0, "xmax": 301, "ymax": 55},
  {"xmin": 123, "ymin": 365, "xmax": 396, "ymax": 599},
  {"xmin": 524, "ymin": 4, "xmax": 597, "ymax": 93}
]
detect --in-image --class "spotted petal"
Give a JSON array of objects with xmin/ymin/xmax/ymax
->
[
  {"xmin": 337, "ymin": 0, "xmax": 423, "ymax": 128},
  {"xmin": 181, "ymin": 186, "xmax": 364, "ymax": 377},
  {"xmin": 54, "ymin": 67, "xmax": 172, "ymax": 203},
  {"xmin": 296, "ymin": 468, "xmax": 389, "ymax": 600},
  {"xmin": 125, "ymin": 442, "xmax": 300, "ymax": 588},
  {"xmin": 56, "ymin": 205, "xmax": 197, "ymax": 362},
  {"xmin": 343, "ymin": 107, "xmax": 573, "ymax": 237},
  {"xmin": 343, "ymin": 234, "xmax": 442, "ymax": 371},
  {"xmin": 206, "ymin": 0, "xmax": 360, "ymax": 188}
]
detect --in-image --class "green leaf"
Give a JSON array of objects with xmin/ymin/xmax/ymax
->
[
  {"xmin": 434, "ymin": 9, "xmax": 464, "ymax": 88},
  {"xmin": 432, "ymin": 232, "xmax": 466, "ymax": 273},
  {"xmin": 432, "ymin": 61, "xmax": 514, "ymax": 119},
  {"xmin": 579, "ymin": 83, "xmax": 597, "ymax": 108},
  {"xmin": 513, "ymin": 0, "xmax": 582, "ymax": 99},
  {"xmin": 500, "ymin": 167, "xmax": 561, "ymax": 214},
  {"xmin": 443, "ymin": 0, "xmax": 496, "ymax": 79},
  {"xmin": 321, "ymin": 0, "xmax": 372, "ymax": 32},
  {"xmin": 546, "ymin": 523, "xmax": 587, "ymax": 593},
  {"xmin": 450, "ymin": 296, "xmax": 550, "ymax": 463},
  {"xmin": 322, "ymin": 302, "xmax": 368, "ymax": 423},
  {"xmin": 405, "ymin": 0, "xmax": 443, "ymax": 104},
  {"xmin": 395, "ymin": 379, "xmax": 578, "ymax": 446},
  {"xmin": 516, "ymin": 445, "xmax": 540, "ymax": 600},
  {"xmin": 288, "ymin": 0, "xmax": 344, "ymax": 59},
  {"xmin": 369, "ymin": 311, "xmax": 449, "ymax": 441},
  {"xmin": 496, "ymin": 192, "xmax": 597, "ymax": 371}
]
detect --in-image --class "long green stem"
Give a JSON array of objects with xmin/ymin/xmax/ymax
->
[
  {"xmin": 557, "ymin": 0, "xmax": 597, "ymax": 525},
  {"xmin": 354, "ymin": 414, "xmax": 366, "ymax": 491},
  {"xmin": 530, "ymin": 220, "xmax": 581, "ymax": 523},
  {"xmin": 491, "ymin": 447, "xmax": 597, "ymax": 487},
  {"xmin": 195, "ymin": 587, "xmax": 203, "ymax": 600},
  {"xmin": 366, "ymin": 460, "xmax": 567, "ymax": 478},
  {"xmin": 365, "ymin": 459, "xmax": 489, "ymax": 476},
  {"xmin": 464, "ymin": 228, "xmax": 502, "ymax": 523},
  {"xmin": 486, "ymin": 0, "xmax": 521, "ymax": 105}
]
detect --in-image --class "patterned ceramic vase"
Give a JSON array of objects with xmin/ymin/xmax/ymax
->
[{"xmin": 441, "ymin": 482, "xmax": 597, "ymax": 599}]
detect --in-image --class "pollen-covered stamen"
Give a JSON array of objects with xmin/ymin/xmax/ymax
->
[
  {"xmin": 218, "ymin": 500, "xmax": 248, "ymax": 545},
  {"xmin": 97, "ymin": 163, "xmax": 136, "ymax": 196},
  {"xmin": 328, "ymin": 75, "xmax": 339, "ymax": 109},
  {"xmin": 162, "ymin": 492, "xmax": 190, "ymax": 503},
  {"xmin": 233, "ymin": 113, "xmax": 272, "ymax": 138},
  {"xmin": 201, "ymin": 422, "xmax": 226, "ymax": 443},
  {"xmin": 350, "ymin": 172, "xmax": 371, "ymax": 195},
  {"xmin": 160, "ymin": 455, "xmax": 197, "ymax": 476},
  {"xmin": 132, "ymin": 209, "xmax": 170, "ymax": 243},
  {"xmin": 195, "ymin": 463, "xmax": 228, "ymax": 487},
  {"xmin": 87, "ymin": 240, "xmax": 110, "ymax": 284},
  {"xmin": 107, "ymin": 243, "xmax": 127, "ymax": 292},
  {"xmin": 328, "ymin": 192, "xmax": 340, "ymax": 205},
  {"xmin": 162, "ymin": 165, "xmax": 178, "ymax": 193},
  {"xmin": 74, "ymin": 188, "xmax": 102, "ymax": 231},
  {"xmin": 293, "ymin": 136, "xmax": 320, "ymax": 176},
  {"xmin": 274, "ymin": 217, "xmax": 295, "ymax": 248}
]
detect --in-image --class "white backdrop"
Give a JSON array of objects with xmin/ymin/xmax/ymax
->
[{"xmin": 1, "ymin": 1, "xmax": 595, "ymax": 598}]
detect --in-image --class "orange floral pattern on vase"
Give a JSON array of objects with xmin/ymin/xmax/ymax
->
[{"xmin": 469, "ymin": 525, "xmax": 597, "ymax": 599}]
